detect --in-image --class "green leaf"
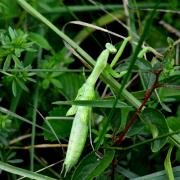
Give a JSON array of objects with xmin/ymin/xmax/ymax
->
[
  {"xmin": 8, "ymin": 26, "xmax": 16, "ymax": 39},
  {"xmin": 160, "ymin": 88, "xmax": 180, "ymax": 102},
  {"xmin": 12, "ymin": 55, "xmax": 21, "ymax": 67},
  {"xmin": 141, "ymin": 108, "xmax": 169, "ymax": 152},
  {"xmin": 42, "ymin": 79, "xmax": 50, "ymax": 89},
  {"xmin": 126, "ymin": 120, "xmax": 146, "ymax": 137},
  {"xmin": 7, "ymin": 159, "xmax": 23, "ymax": 164},
  {"xmin": 16, "ymin": 78, "xmax": 29, "ymax": 92},
  {"xmin": 131, "ymin": 166, "xmax": 180, "ymax": 180},
  {"xmin": 50, "ymin": 78, "xmax": 62, "ymax": 89},
  {"xmin": 43, "ymin": 119, "xmax": 72, "ymax": 141},
  {"xmin": 136, "ymin": 58, "xmax": 152, "ymax": 71},
  {"xmin": 167, "ymin": 117, "xmax": 180, "ymax": 131},
  {"xmin": 116, "ymin": 165, "xmax": 138, "ymax": 179},
  {"xmin": 164, "ymin": 145, "xmax": 174, "ymax": 180},
  {"xmin": 29, "ymin": 32, "xmax": 52, "ymax": 50},
  {"xmin": 59, "ymin": 73, "xmax": 84, "ymax": 100},
  {"xmin": 12, "ymin": 80, "xmax": 17, "ymax": 97},
  {"xmin": 166, "ymin": 105, "xmax": 180, "ymax": 148},
  {"xmin": 0, "ymin": 0, "xmax": 19, "ymax": 18},
  {"xmin": 43, "ymin": 107, "xmax": 72, "ymax": 141},
  {"xmin": 110, "ymin": 109, "xmax": 121, "ymax": 132},
  {"xmin": 72, "ymin": 150, "xmax": 115, "ymax": 180},
  {"xmin": 3, "ymin": 55, "xmax": 11, "ymax": 70},
  {"xmin": 118, "ymin": 108, "xmax": 130, "ymax": 131},
  {"xmin": 160, "ymin": 75, "xmax": 180, "ymax": 86},
  {"xmin": 136, "ymin": 58, "xmax": 156, "ymax": 89},
  {"xmin": 160, "ymin": 102, "xmax": 172, "ymax": 113}
]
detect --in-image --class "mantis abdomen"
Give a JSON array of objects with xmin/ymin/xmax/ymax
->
[
  {"xmin": 63, "ymin": 84, "xmax": 94, "ymax": 174},
  {"xmin": 64, "ymin": 106, "xmax": 90, "ymax": 173}
]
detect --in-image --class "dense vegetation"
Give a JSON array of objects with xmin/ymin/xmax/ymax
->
[{"xmin": 0, "ymin": 0, "xmax": 179, "ymax": 179}]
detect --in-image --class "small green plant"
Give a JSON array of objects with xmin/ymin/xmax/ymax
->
[
  {"xmin": 0, "ymin": 27, "xmax": 37, "ymax": 96},
  {"xmin": 0, "ymin": 27, "xmax": 34, "ymax": 70},
  {"xmin": 2, "ymin": 64, "xmax": 36, "ymax": 96}
]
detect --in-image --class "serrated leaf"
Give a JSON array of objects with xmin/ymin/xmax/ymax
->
[
  {"xmin": 72, "ymin": 150, "xmax": 115, "ymax": 180},
  {"xmin": 43, "ymin": 119, "xmax": 72, "ymax": 141},
  {"xmin": 141, "ymin": 108, "xmax": 169, "ymax": 152},
  {"xmin": 136, "ymin": 58, "xmax": 155, "ymax": 89},
  {"xmin": 29, "ymin": 32, "xmax": 51, "ymax": 50},
  {"xmin": 12, "ymin": 80, "xmax": 17, "ymax": 97},
  {"xmin": 43, "ymin": 106, "xmax": 72, "ymax": 141},
  {"xmin": 136, "ymin": 58, "xmax": 152, "ymax": 71}
]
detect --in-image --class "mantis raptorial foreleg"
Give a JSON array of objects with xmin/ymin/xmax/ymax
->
[
  {"xmin": 102, "ymin": 36, "xmax": 161, "ymax": 97},
  {"xmin": 108, "ymin": 36, "xmax": 162, "ymax": 79}
]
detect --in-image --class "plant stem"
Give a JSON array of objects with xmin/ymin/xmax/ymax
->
[
  {"xmin": 105, "ymin": 129, "xmax": 180, "ymax": 151},
  {"xmin": 30, "ymin": 87, "xmax": 39, "ymax": 171},
  {"xmin": 114, "ymin": 69, "xmax": 162, "ymax": 145}
]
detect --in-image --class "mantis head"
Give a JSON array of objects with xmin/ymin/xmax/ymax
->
[{"xmin": 105, "ymin": 43, "xmax": 117, "ymax": 54}]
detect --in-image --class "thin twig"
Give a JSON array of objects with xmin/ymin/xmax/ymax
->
[
  {"xmin": 9, "ymin": 134, "xmax": 32, "ymax": 145},
  {"xmin": 159, "ymin": 20, "xmax": 180, "ymax": 38},
  {"xmin": 10, "ymin": 144, "xmax": 68, "ymax": 150},
  {"xmin": 114, "ymin": 70, "xmax": 162, "ymax": 145}
]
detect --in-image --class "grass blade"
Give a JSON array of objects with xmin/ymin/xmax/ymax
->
[{"xmin": 0, "ymin": 161, "xmax": 57, "ymax": 180}]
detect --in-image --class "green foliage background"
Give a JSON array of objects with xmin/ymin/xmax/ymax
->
[{"xmin": 0, "ymin": 0, "xmax": 179, "ymax": 179}]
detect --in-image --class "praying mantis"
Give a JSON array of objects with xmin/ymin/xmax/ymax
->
[
  {"xmin": 63, "ymin": 43, "xmax": 117, "ymax": 174},
  {"xmin": 12, "ymin": 0, "xmax": 179, "ymax": 177},
  {"xmin": 62, "ymin": 37, "xmax": 165, "ymax": 174}
]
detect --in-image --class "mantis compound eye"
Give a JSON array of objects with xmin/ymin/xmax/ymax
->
[{"xmin": 105, "ymin": 43, "xmax": 117, "ymax": 54}]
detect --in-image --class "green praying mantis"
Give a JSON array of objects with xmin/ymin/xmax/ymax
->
[
  {"xmin": 62, "ymin": 36, "xmax": 172, "ymax": 174},
  {"xmin": 63, "ymin": 43, "xmax": 118, "ymax": 174}
]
